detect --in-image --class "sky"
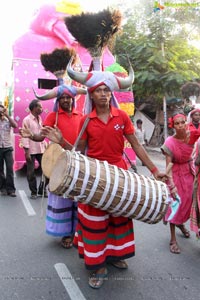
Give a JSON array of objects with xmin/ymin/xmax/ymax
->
[{"xmin": 0, "ymin": 0, "xmax": 125, "ymax": 91}]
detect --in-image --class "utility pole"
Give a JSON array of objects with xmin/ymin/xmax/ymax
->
[{"xmin": 159, "ymin": 1, "xmax": 168, "ymax": 140}]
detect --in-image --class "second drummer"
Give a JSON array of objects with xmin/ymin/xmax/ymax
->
[{"xmin": 19, "ymin": 84, "xmax": 86, "ymax": 249}]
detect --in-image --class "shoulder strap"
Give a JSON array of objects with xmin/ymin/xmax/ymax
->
[
  {"xmin": 123, "ymin": 150, "xmax": 137, "ymax": 173},
  {"xmin": 54, "ymin": 112, "xmax": 58, "ymax": 127},
  {"xmin": 72, "ymin": 117, "xmax": 90, "ymax": 151}
]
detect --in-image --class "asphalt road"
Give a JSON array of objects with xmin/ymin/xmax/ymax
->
[{"xmin": 0, "ymin": 150, "xmax": 199, "ymax": 300}]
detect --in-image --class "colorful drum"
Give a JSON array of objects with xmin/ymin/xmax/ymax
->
[
  {"xmin": 49, "ymin": 150, "xmax": 171, "ymax": 224},
  {"xmin": 41, "ymin": 143, "xmax": 64, "ymax": 178}
]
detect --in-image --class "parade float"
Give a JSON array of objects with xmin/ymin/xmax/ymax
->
[{"xmin": 9, "ymin": 1, "xmax": 135, "ymax": 170}]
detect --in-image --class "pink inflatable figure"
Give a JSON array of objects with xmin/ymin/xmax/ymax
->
[
  {"xmin": 12, "ymin": 3, "xmax": 135, "ymax": 170},
  {"xmin": 12, "ymin": 3, "xmax": 115, "ymax": 170}
]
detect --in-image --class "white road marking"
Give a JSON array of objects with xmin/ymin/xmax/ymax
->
[
  {"xmin": 18, "ymin": 190, "xmax": 36, "ymax": 216},
  {"xmin": 54, "ymin": 263, "xmax": 86, "ymax": 300}
]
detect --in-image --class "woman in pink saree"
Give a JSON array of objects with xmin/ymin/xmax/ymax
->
[
  {"xmin": 190, "ymin": 139, "xmax": 200, "ymax": 238},
  {"xmin": 161, "ymin": 113, "xmax": 195, "ymax": 254}
]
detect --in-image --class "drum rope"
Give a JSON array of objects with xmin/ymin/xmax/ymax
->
[
  {"xmin": 159, "ymin": 183, "xmax": 171, "ymax": 215},
  {"xmin": 134, "ymin": 175, "xmax": 150, "ymax": 221},
  {"xmin": 96, "ymin": 161, "xmax": 111, "ymax": 208},
  {"xmin": 84, "ymin": 158, "xmax": 101, "ymax": 204},
  {"xmin": 150, "ymin": 180, "xmax": 162, "ymax": 221},
  {"xmin": 111, "ymin": 170, "xmax": 135, "ymax": 215},
  {"xmin": 143, "ymin": 177, "xmax": 157, "ymax": 223},
  {"xmin": 103, "ymin": 165, "xmax": 120, "ymax": 212},
  {"xmin": 162, "ymin": 184, "xmax": 170, "ymax": 205},
  {"xmin": 124, "ymin": 172, "xmax": 142, "ymax": 218},
  {"xmin": 109, "ymin": 168, "xmax": 129, "ymax": 215},
  {"xmin": 65, "ymin": 152, "xmax": 80, "ymax": 196},
  {"xmin": 80, "ymin": 154, "xmax": 90, "ymax": 196}
]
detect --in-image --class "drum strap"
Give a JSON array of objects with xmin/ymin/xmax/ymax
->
[
  {"xmin": 55, "ymin": 111, "xmax": 58, "ymax": 127},
  {"xmin": 72, "ymin": 117, "xmax": 90, "ymax": 151},
  {"xmin": 71, "ymin": 116, "xmax": 137, "ymax": 174},
  {"xmin": 123, "ymin": 150, "xmax": 137, "ymax": 173},
  {"xmin": 72, "ymin": 117, "xmax": 137, "ymax": 173}
]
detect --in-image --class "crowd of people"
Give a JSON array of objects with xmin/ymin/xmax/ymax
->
[{"xmin": 1, "ymin": 58, "xmax": 200, "ymax": 289}]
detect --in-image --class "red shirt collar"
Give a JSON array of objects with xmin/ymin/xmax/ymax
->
[
  {"xmin": 57, "ymin": 107, "xmax": 80, "ymax": 115},
  {"xmin": 89, "ymin": 106, "xmax": 119, "ymax": 119}
]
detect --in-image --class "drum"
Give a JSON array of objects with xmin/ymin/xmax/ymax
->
[
  {"xmin": 49, "ymin": 150, "xmax": 171, "ymax": 224},
  {"xmin": 41, "ymin": 143, "xmax": 64, "ymax": 178}
]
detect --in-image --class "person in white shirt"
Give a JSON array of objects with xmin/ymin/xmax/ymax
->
[
  {"xmin": 0, "ymin": 105, "xmax": 17, "ymax": 197},
  {"xmin": 135, "ymin": 119, "xmax": 148, "ymax": 146},
  {"xmin": 135, "ymin": 119, "xmax": 148, "ymax": 165},
  {"xmin": 21, "ymin": 100, "xmax": 48, "ymax": 199}
]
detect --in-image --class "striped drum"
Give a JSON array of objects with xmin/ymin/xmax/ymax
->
[{"xmin": 49, "ymin": 150, "xmax": 171, "ymax": 224}]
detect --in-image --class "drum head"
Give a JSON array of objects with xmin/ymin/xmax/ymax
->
[
  {"xmin": 42, "ymin": 143, "xmax": 64, "ymax": 178},
  {"xmin": 49, "ymin": 150, "xmax": 71, "ymax": 194}
]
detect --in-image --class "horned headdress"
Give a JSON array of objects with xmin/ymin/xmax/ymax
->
[
  {"xmin": 67, "ymin": 56, "xmax": 134, "ymax": 92},
  {"xmin": 64, "ymin": 9, "xmax": 134, "ymax": 113}
]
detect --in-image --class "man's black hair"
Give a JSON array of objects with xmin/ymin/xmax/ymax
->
[{"xmin": 29, "ymin": 99, "xmax": 40, "ymax": 111}]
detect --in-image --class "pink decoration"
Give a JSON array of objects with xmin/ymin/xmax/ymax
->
[
  {"xmin": 114, "ymin": 91, "xmax": 134, "ymax": 103},
  {"xmin": 12, "ymin": 4, "xmax": 134, "ymax": 170}
]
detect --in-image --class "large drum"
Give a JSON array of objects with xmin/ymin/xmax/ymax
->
[
  {"xmin": 42, "ymin": 143, "xmax": 64, "ymax": 178},
  {"xmin": 49, "ymin": 150, "xmax": 171, "ymax": 224}
]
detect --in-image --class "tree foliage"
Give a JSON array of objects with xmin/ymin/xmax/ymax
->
[{"xmin": 113, "ymin": 0, "xmax": 200, "ymax": 103}]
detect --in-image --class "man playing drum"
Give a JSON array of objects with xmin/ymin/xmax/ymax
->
[
  {"xmin": 20, "ymin": 84, "xmax": 86, "ymax": 249},
  {"xmin": 41, "ymin": 59, "xmax": 167, "ymax": 289}
]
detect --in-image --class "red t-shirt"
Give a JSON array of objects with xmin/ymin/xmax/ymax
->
[
  {"xmin": 80, "ymin": 106, "xmax": 135, "ymax": 166},
  {"xmin": 43, "ymin": 107, "xmax": 83, "ymax": 145},
  {"xmin": 188, "ymin": 122, "xmax": 200, "ymax": 145}
]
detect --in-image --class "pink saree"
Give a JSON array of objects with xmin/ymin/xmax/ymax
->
[
  {"xmin": 161, "ymin": 136, "xmax": 195, "ymax": 224},
  {"xmin": 190, "ymin": 139, "xmax": 200, "ymax": 238}
]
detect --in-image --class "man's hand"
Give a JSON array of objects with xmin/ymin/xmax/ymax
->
[
  {"xmin": 3, "ymin": 108, "xmax": 8, "ymax": 117},
  {"xmin": 40, "ymin": 126, "xmax": 63, "ymax": 144},
  {"xmin": 153, "ymin": 170, "xmax": 169, "ymax": 182}
]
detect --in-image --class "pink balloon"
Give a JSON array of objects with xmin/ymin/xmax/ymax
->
[
  {"xmin": 30, "ymin": 5, "xmax": 65, "ymax": 36},
  {"xmin": 30, "ymin": 4, "xmax": 76, "ymax": 46},
  {"xmin": 13, "ymin": 32, "xmax": 64, "ymax": 59}
]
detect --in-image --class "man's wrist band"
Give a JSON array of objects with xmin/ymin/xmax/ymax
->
[{"xmin": 150, "ymin": 166, "xmax": 158, "ymax": 174}]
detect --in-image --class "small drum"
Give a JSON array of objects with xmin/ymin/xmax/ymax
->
[
  {"xmin": 49, "ymin": 150, "xmax": 171, "ymax": 224},
  {"xmin": 42, "ymin": 143, "xmax": 64, "ymax": 178}
]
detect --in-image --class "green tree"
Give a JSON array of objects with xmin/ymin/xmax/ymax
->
[{"xmin": 112, "ymin": 1, "xmax": 200, "ymax": 144}]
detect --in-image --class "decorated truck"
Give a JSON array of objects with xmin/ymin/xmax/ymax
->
[{"xmin": 8, "ymin": 2, "xmax": 135, "ymax": 171}]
